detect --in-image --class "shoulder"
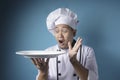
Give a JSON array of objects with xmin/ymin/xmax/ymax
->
[
  {"xmin": 81, "ymin": 45, "xmax": 95, "ymax": 56},
  {"xmin": 82, "ymin": 45, "xmax": 94, "ymax": 51}
]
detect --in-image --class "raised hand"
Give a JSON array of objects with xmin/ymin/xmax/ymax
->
[{"xmin": 68, "ymin": 37, "xmax": 82, "ymax": 59}]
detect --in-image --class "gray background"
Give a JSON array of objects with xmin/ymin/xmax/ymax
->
[{"xmin": 1, "ymin": 0, "xmax": 120, "ymax": 80}]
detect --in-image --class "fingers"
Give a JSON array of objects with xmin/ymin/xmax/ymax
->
[
  {"xmin": 31, "ymin": 58, "xmax": 37, "ymax": 65},
  {"xmin": 68, "ymin": 37, "xmax": 82, "ymax": 52},
  {"xmin": 68, "ymin": 41, "xmax": 72, "ymax": 51},
  {"xmin": 73, "ymin": 37, "xmax": 82, "ymax": 51},
  {"xmin": 31, "ymin": 58, "xmax": 42, "ymax": 69},
  {"xmin": 46, "ymin": 58, "xmax": 49, "ymax": 65},
  {"xmin": 74, "ymin": 37, "xmax": 80, "ymax": 47},
  {"xmin": 31, "ymin": 58, "xmax": 49, "ymax": 69}
]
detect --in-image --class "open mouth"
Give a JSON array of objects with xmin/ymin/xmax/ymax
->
[
  {"xmin": 59, "ymin": 40, "xmax": 63, "ymax": 43},
  {"xmin": 58, "ymin": 40, "xmax": 64, "ymax": 44}
]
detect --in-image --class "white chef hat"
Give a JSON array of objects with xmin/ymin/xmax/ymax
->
[{"xmin": 46, "ymin": 8, "xmax": 79, "ymax": 34}]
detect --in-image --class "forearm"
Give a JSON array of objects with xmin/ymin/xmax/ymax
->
[
  {"xmin": 70, "ymin": 58, "xmax": 88, "ymax": 80},
  {"xmin": 37, "ymin": 72, "xmax": 48, "ymax": 80}
]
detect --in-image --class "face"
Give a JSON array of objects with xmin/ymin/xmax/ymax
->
[{"xmin": 53, "ymin": 24, "xmax": 76, "ymax": 49}]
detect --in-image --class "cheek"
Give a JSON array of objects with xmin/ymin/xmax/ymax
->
[{"xmin": 64, "ymin": 33, "xmax": 74, "ymax": 41}]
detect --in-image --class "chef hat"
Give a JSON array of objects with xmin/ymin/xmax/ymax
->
[{"xmin": 46, "ymin": 8, "xmax": 79, "ymax": 34}]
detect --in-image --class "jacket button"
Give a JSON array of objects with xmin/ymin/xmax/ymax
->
[
  {"xmin": 58, "ymin": 73, "xmax": 61, "ymax": 76},
  {"xmin": 57, "ymin": 49, "xmax": 61, "ymax": 51},
  {"xmin": 73, "ymin": 73, "xmax": 77, "ymax": 76},
  {"xmin": 57, "ymin": 61, "xmax": 61, "ymax": 63}
]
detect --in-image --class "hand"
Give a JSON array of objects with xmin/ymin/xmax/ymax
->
[
  {"xmin": 31, "ymin": 58, "xmax": 49, "ymax": 73},
  {"xmin": 68, "ymin": 37, "xmax": 82, "ymax": 60}
]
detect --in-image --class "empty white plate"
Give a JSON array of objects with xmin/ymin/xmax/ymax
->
[{"xmin": 16, "ymin": 50, "xmax": 66, "ymax": 58}]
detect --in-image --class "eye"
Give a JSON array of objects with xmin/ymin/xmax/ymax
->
[
  {"xmin": 54, "ymin": 28, "xmax": 59, "ymax": 33},
  {"xmin": 62, "ymin": 29, "xmax": 68, "ymax": 33}
]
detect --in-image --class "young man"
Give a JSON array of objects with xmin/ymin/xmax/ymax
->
[{"xmin": 31, "ymin": 8, "xmax": 98, "ymax": 80}]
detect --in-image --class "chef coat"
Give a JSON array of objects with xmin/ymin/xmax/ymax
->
[{"xmin": 36, "ymin": 45, "xmax": 98, "ymax": 80}]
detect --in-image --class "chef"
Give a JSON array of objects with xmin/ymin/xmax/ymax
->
[{"xmin": 31, "ymin": 8, "xmax": 98, "ymax": 80}]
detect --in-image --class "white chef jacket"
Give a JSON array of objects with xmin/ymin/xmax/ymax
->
[{"xmin": 36, "ymin": 44, "xmax": 98, "ymax": 80}]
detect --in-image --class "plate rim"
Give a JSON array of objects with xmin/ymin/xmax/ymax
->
[{"xmin": 16, "ymin": 50, "xmax": 65, "ymax": 56}]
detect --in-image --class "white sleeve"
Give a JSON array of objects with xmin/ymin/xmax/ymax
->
[
  {"xmin": 85, "ymin": 48, "xmax": 99, "ymax": 80},
  {"xmin": 36, "ymin": 70, "xmax": 40, "ymax": 80}
]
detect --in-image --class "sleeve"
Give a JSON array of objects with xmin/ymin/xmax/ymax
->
[{"xmin": 85, "ymin": 48, "xmax": 99, "ymax": 80}]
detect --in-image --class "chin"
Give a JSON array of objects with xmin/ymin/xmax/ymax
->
[{"xmin": 59, "ymin": 45, "xmax": 68, "ymax": 49}]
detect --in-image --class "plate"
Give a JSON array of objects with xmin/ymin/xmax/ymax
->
[{"xmin": 16, "ymin": 50, "xmax": 66, "ymax": 58}]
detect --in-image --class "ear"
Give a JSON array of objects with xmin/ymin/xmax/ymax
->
[{"xmin": 73, "ymin": 30, "xmax": 77, "ymax": 37}]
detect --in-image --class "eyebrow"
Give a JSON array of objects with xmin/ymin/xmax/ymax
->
[
  {"xmin": 55, "ymin": 26, "xmax": 70, "ymax": 29},
  {"xmin": 62, "ymin": 26, "xmax": 69, "ymax": 29},
  {"xmin": 62, "ymin": 26, "xmax": 73, "ymax": 30},
  {"xmin": 54, "ymin": 27, "xmax": 73, "ymax": 32}
]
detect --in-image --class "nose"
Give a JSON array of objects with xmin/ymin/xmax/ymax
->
[{"xmin": 58, "ymin": 31, "xmax": 64, "ymax": 38}]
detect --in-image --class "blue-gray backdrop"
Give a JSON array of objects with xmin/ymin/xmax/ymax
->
[{"xmin": 1, "ymin": 0, "xmax": 120, "ymax": 80}]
